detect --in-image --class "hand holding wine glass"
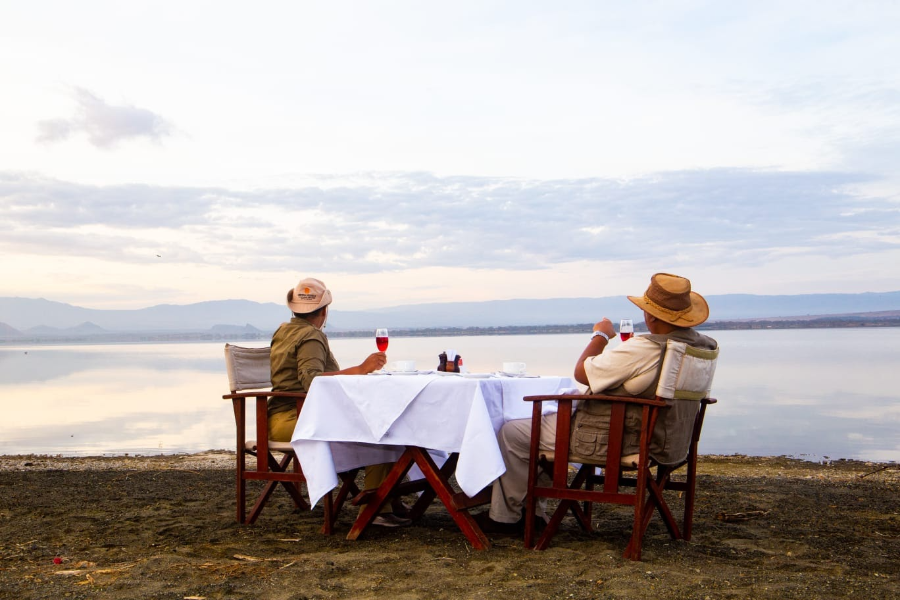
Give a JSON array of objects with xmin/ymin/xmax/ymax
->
[
  {"xmin": 619, "ymin": 319, "xmax": 634, "ymax": 342},
  {"xmin": 356, "ymin": 328, "xmax": 388, "ymax": 374},
  {"xmin": 375, "ymin": 328, "xmax": 389, "ymax": 352}
]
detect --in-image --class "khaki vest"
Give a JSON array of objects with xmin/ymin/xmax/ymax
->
[{"xmin": 569, "ymin": 329, "xmax": 718, "ymax": 466}]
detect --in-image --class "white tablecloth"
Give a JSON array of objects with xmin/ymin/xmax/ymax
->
[{"xmin": 291, "ymin": 373, "xmax": 577, "ymax": 507}]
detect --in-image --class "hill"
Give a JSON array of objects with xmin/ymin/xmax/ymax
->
[{"xmin": 1, "ymin": 291, "xmax": 899, "ymax": 341}]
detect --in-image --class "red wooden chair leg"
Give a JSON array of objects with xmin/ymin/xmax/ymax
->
[
  {"xmin": 683, "ymin": 446, "xmax": 699, "ymax": 540},
  {"xmin": 320, "ymin": 469, "xmax": 362, "ymax": 534},
  {"xmin": 524, "ymin": 400, "xmax": 544, "ymax": 549},
  {"xmin": 534, "ymin": 498, "xmax": 572, "ymax": 551},
  {"xmin": 237, "ymin": 454, "xmax": 247, "ymax": 524},
  {"xmin": 320, "ymin": 491, "xmax": 335, "ymax": 535},
  {"xmin": 246, "ymin": 479, "xmax": 280, "ymax": 525}
]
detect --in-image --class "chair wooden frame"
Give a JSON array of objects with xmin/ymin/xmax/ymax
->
[
  {"xmin": 523, "ymin": 393, "xmax": 716, "ymax": 560},
  {"xmin": 222, "ymin": 344, "xmax": 360, "ymax": 532}
]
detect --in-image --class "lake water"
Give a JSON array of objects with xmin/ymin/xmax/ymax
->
[{"xmin": 2, "ymin": 328, "xmax": 898, "ymax": 462}]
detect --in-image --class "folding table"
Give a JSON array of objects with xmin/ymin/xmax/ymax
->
[{"xmin": 290, "ymin": 372, "xmax": 576, "ymax": 549}]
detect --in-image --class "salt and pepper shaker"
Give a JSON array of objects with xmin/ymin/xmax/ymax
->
[{"xmin": 437, "ymin": 350, "xmax": 462, "ymax": 373}]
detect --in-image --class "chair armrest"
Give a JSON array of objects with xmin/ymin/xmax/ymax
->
[
  {"xmin": 223, "ymin": 391, "xmax": 307, "ymax": 400},
  {"xmin": 703, "ymin": 398, "xmax": 717, "ymax": 405},
  {"xmin": 523, "ymin": 394, "xmax": 667, "ymax": 407},
  {"xmin": 267, "ymin": 391, "xmax": 308, "ymax": 400}
]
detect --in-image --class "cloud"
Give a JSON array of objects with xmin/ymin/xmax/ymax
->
[
  {"xmin": 1, "ymin": 168, "xmax": 897, "ymax": 275},
  {"xmin": 36, "ymin": 88, "xmax": 173, "ymax": 148}
]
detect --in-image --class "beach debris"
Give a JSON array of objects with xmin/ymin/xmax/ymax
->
[
  {"xmin": 74, "ymin": 560, "xmax": 97, "ymax": 568},
  {"xmin": 53, "ymin": 556, "xmax": 62, "ymax": 564},
  {"xmin": 859, "ymin": 464, "xmax": 898, "ymax": 478},
  {"xmin": 233, "ymin": 554, "xmax": 288, "ymax": 563},
  {"xmin": 184, "ymin": 596, "xmax": 207, "ymax": 599},
  {"xmin": 716, "ymin": 510, "xmax": 770, "ymax": 522}
]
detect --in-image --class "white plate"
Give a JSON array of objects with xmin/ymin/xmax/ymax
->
[
  {"xmin": 462, "ymin": 373, "xmax": 492, "ymax": 379},
  {"xmin": 433, "ymin": 371, "xmax": 461, "ymax": 376},
  {"xmin": 388, "ymin": 370, "xmax": 420, "ymax": 376}
]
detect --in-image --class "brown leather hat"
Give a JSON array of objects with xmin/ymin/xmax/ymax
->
[{"xmin": 627, "ymin": 273, "xmax": 709, "ymax": 327}]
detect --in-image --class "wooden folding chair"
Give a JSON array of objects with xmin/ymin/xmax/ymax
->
[
  {"xmin": 222, "ymin": 343, "xmax": 359, "ymax": 532},
  {"xmin": 523, "ymin": 340, "xmax": 719, "ymax": 560}
]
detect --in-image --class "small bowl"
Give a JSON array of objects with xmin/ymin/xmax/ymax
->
[{"xmin": 392, "ymin": 360, "xmax": 417, "ymax": 372}]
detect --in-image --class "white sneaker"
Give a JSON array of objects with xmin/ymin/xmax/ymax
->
[{"xmin": 372, "ymin": 513, "xmax": 412, "ymax": 528}]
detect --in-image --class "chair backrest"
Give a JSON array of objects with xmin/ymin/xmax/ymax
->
[
  {"xmin": 645, "ymin": 340, "xmax": 719, "ymax": 466},
  {"xmin": 224, "ymin": 344, "xmax": 272, "ymax": 393},
  {"xmin": 655, "ymin": 340, "xmax": 719, "ymax": 401}
]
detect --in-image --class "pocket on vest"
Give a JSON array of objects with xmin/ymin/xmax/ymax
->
[{"xmin": 572, "ymin": 426, "xmax": 609, "ymax": 458}]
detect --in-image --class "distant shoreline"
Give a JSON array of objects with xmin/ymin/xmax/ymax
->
[{"xmin": 2, "ymin": 315, "xmax": 899, "ymax": 345}]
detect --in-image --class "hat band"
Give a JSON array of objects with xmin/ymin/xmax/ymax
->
[{"xmin": 643, "ymin": 293, "xmax": 691, "ymax": 317}]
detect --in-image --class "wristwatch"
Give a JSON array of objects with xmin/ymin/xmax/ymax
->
[{"xmin": 591, "ymin": 330, "xmax": 610, "ymax": 341}]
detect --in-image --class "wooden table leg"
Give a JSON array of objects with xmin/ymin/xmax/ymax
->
[
  {"xmin": 345, "ymin": 447, "xmax": 491, "ymax": 550},
  {"xmin": 407, "ymin": 447, "xmax": 490, "ymax": 550},
  {"xmin": 346, "ymin": 450, "xmax": 416, "ymax": 541},
  {"xmin": 407, "ymin": 453, "xmax": 458, "ymax": 521}
]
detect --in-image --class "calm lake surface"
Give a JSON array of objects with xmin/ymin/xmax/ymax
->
[{"xmin": 2, "ymin": 329, "xmax": 898, "ymax": 462}]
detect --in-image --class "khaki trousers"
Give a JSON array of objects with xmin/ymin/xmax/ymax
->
[{"xmin": 489, "ymin": 414, "xmax": 559, "ymax": 523}]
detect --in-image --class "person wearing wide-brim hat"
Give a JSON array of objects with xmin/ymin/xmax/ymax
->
[
  {"xmin": 480, "ymin": 273, "xmax": 719, "ymax": 534},
  {"xmin": 270, "ymin": 278, "xmax": 409, "ymax": 527},
  {"xmin": 270, "ymin": 276, "xmax": 387, "ymax": 437}
]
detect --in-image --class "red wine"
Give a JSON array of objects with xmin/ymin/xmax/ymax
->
[
  {"xmin": 619, "ymin": 332, "xmax": 633, "ymax": 342},
  {"xmin": 375, "ymin": 336, "xmax": 389, "ymax": 351}
]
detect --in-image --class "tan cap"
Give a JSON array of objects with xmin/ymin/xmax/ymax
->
[
  {"xmin": 286, "ymin": 277, "xmax": 333, "ymax": 314},
  {"xmin": 627, "ymin": 273, "xmax": 709, "ymax": 327}
]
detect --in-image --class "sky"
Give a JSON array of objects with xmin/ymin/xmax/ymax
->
[{"xmin": 1, "ymin": 1, "xmax": 899, "ymax": 311}]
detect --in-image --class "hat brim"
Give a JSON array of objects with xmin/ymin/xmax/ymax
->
[
  {"xmin": 286, "ymin": 288, "xmax": 333, "ymax": 313},
  {"xmin": 628, "ymin": 291, "xmax": 709, "ymax": 327}
]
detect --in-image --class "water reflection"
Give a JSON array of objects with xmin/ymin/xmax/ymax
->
[
  {"xmin": 1, "ymin": 344, "xmax": 244, "ymax": 456},
  {"xmin": 701, "ymin": 329, "xmax": 900, "ymax": 462},
  {"xmin": 2, "ymin": 330, "xmax": 898, "ymax": 462}
]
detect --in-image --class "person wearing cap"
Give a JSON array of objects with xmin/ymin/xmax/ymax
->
[
  {"xmin": 479, "ymin": 273, "xmax": 719, "ymax": 534},
  {"xmin": 270, "ymin": 277, "xmax": 409, "ymax": 527}
]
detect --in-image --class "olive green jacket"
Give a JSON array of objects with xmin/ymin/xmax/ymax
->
[{"xmin": 268, "ymin": 317, "xmax": 340, "ymax": 418}]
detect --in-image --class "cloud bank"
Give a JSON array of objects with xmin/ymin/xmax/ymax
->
[
  {"xmin": 1, "ymin": 169, "xmax": 897, "ymax": 278},
  {"xmin": 36, "ymin": 88, "xmax": 173, "ymax": 148}
]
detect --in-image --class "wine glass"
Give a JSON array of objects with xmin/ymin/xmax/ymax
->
[
  {"xmin": 375, "ymin": 328, "xmax": 389, "ymax": 352},
  {"xmin": 619, "ymin": 319, "xmax": 634, "ymax": 342}
]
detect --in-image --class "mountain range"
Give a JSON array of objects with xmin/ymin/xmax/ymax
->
[{"xmin": 2, "ymin": 291, "xmax": 900, "ymax": 338}]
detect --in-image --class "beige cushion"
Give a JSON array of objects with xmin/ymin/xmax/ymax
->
[
  {"xmin": 656, "ymin": 341, "xmax": 719, "ymax": 401},
  {"xmin": 542, "ymin": 451, "xmax": 642, "ymax": 469},
  {"xmin": 245, "ymin": 439, "xmax": 295, "ymax": 453}
]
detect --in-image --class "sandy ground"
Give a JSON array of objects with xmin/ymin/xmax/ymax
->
[{"xmin": 0, "ymin": 452, "xmax": 897, "ymax": 599}]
